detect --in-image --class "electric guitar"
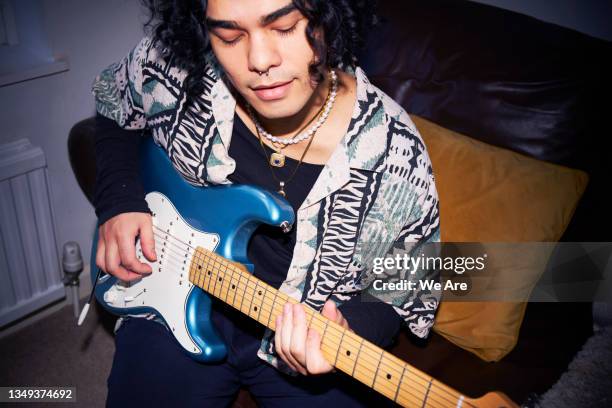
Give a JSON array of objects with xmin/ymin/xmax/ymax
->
[{"xmin": 90, "ymin": 137, "xmax": 518, "ymax": 408}]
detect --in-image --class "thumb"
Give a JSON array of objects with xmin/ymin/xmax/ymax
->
[{"xmin": 139, "ymin": 217, "xmax": 157, "ymax": 262}]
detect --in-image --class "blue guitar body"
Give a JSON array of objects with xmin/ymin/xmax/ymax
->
[{"xmin": 90, "ymin": 137, "xmax": 295, "ymax": 362}]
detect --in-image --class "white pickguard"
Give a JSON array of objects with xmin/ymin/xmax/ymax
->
[{"xmin": 101, "ymin": 192, "xmax": 219, "ymax": 355}]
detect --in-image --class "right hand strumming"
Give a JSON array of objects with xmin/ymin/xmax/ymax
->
[{"xmin": 95, "ymin": 212, "xmax": 157, "ymax": 282}]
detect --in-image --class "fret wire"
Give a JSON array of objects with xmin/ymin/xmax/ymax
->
[
  {"xmin": 214, "ymin": 257, "xmax": 225, "ymax": 299},
  {"xmin": 321, "ymin": 319, "xmax": 329, "ymax": 344},
  {"xmin": 254, "ymin": 276, "xmax": 267, "ymax": 321},
  {"xmin": 210, "ymin": 256, "xmax": 220, "ymax": 297},
  {"xmin": 224, "ymin": 260, "xmax": 237, "ymax": 305},
  {"xmin": 371, "ymin": 342, "xmax": 383, "ymax": 390},
  {"xmin": 238, "ymin": 264, "xmax": 249, "ymax": 313},
  {"xmin": 198, "ymin": 253, "xmax": 208, "ymax": 292},
  {"xmin": 205, "ymin": 252, "xmax": 215, "ymax": 293},
  {"xmin": 267, "ymin": 288, "xmax": 279, "ymax": 328},
  {"xmin": 421, "ymin": 378, "xmax": 433, "ymax": 408},
  {"xmin": 232, "ymin": 266, "xmax": 242, "ymax": 309},
  {"xmin": 194, "ymin": 251, "xmax": 205, "ymax": 289},
  {"xmin": 394, "ymin": 364, "xmax": 407, "ymax": 403},
  {"xmin": 333, "ymin": 329, "xmax": 346, "ymax": 366},
  {"xmin": 250, "ymin": 277, "xmax": 261, "ymax": 319},
  {"xmin": 188, "ymin": 249, "xmax": 198, "ymax": 286},
  {"xmin": 219, "ymin": 258, "xmax": 234, "ymax": 304},
  {"xmin": 189, "ymin": 249, "xmax": 462, "ymax": 407},
  {"xmin": 202, "ymin": 253, "xmax": 223, "ymax": 305},
  {"xmin": 241, "ymin": 271, "xmax": 255, "ymax": 316},
  {"xmin": 240, "ymin": 266, "xmax": 252, "ymax": 316},
  {"xmin": 199, "ymin": 251, "xmax": 208, "ymax": 291},
  {"xmin": 245, "ymin": 272, "xmax": 258, "ymax": 319},
  {"xmin": 351, "ymin": 338, "xmax": 365, "ymax": 378},
  {"xmin": 232, "ymin": 265, "xmax": 246, "ymax": 314}
]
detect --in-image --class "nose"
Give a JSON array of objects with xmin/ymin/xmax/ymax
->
[{"xmin": 247, "ymin": 33, "xmax": 281, "ymax": 76}]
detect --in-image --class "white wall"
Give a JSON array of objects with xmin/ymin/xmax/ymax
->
[
  {"xmin": 0, "ymin": 0, "xmax": 145, "ymax": 297},
  {"xmin": 469, "ymin": 0, "xmax": 612, "ymax": 41}
]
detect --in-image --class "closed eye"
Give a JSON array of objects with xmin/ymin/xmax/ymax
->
[
  {"xmin": 219, "ymin": 35, "xmax": 243, "ymax": 46},
  {"xmin": 276, "ymin": 23, "xmax": 298, "ymax": 36}
]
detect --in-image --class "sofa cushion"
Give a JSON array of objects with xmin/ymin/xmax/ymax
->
[{"xmin": 412, "ymin": 114, "xmax": 588, "ymax": 361}]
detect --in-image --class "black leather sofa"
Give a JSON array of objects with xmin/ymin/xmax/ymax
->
[{"xmin": 68, "ymin": 0, "xmax": 612, "ymax": 405}]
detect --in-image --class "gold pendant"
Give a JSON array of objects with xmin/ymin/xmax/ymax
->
[
  {"xmin": 270, "ymin": 152, "xmax": 285, "ymax": 168},
  {"xmin": 278, "ymin": 181, "xmax": 286, "ymax": 197}
]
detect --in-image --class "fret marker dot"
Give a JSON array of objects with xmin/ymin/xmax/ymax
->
[
  {"xmin": 346, "ymin": 350, "xmax": 351, "ymax": 356},
  {"xmin": 231, "ymin": 285, "xmax": 236, "ymax": 289},
  {"xmin": 218, "ymin": 277, "xmax": 222, "ymax": 282},
  {"xmin": 254, "ymin": 306, "xmax": 258, "ymax": 311},
  {"xmin": 258, "ymin": 290, "xmax": 262, "ymax": 295},
  {"xmin": 387, "ymin": 374, "xmax": 392, "ymax": 380}
]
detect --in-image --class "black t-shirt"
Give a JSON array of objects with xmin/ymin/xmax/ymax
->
[{"xmin": 227, "ymin": 113, "xmax": 324, "ymax": 289}]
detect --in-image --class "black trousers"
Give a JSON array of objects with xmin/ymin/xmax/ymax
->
[{"xmin": 106, "ymin": 312, "xmax": 396, "ymax": 407}]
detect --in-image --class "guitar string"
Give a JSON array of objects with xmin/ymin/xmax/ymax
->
[
  {"xmin": 150, "ymin": 235, "xmax": 460, "ymax": 408},
  {"xmin": 143, "ymin": 228, "xmax": 473, "ymax": 408}
]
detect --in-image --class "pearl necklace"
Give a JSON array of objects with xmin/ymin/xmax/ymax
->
[{"xmin": 246, "ymin": 69, "xmax": 337, "ymax": 146}]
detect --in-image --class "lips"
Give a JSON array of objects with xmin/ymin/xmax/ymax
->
[{"xmin": 252, "ymin": 80, "xmax": 293, "ymax": 101}]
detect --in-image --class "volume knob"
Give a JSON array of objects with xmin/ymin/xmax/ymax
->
[{"xmin": 104, "ymin": 290, "xmax": 118, "ymax": 305}]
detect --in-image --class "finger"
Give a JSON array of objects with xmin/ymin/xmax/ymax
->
[
  {"xmin": 281, "ymin": 303, "xmax": 305, "ymax": 374},
  {"xmin": 321, "ymin": 300, "xmax": 350, "ymax": 330},
  {"xmin": 106, "ymin": 240, "xmax": 140, "ymax": 282},
  {"xmin": 139, "ymin": 217, "xmax": 157, "ymax": 262},
  {"xmin": 275, "ymin": 314, "xmax": 298, "ymax": 373},
  {"xmin": 321, "ymin": 300, "xmax": 339, "ymax": 321},
  {"xmin": 289, "ymin": 304, "xmax": 309, "ymax": 371},
  {"xmin": 95, "ymin": 233, "xmax": 106, "ymax": 272},
  {"xmin": 117, "ymin": 233, "xmax": 151, "ymax": 275},
  {"xmin": 337, "ymin": 314, "xmax": 349, "ymax": 330},
  {"xmin": 305, "ymin": 328, "xmax": 334, "ymax": 375}
]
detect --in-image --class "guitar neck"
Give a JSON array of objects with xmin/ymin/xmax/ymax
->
[{"xmin": 188, "ymin": 247, "xmax": 468, "ymax": 407}]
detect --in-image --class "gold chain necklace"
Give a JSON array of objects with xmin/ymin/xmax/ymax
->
[
  {"xmin": 252, "ymin": 77, "xmax": 334, "ymax": 198},
  {"xmin": 255, "ymin": 122, "xmax": 321, "ymax": 198}
]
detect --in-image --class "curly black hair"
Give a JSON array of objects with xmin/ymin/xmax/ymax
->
[{"xmin": 142, "ymin": 0, "xmax": 377, "ymax": 101}]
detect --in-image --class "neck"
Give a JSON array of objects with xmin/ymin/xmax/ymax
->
[{"xmin": 245, "ymin": 71, "xmax": 331, "ymax": 137}]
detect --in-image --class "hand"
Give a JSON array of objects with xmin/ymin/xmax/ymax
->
[
  {"xmin": 274, "ymin": 299, "xmax": 351, "ymax": 375},
  {"xmin": 95, "ymin": 212, "xmax": 156, "ymax": 282}
]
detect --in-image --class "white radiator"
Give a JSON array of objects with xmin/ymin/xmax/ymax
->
[{"xmin": 0, "ymin": 139, "xmax": 64, "ymax": 327}]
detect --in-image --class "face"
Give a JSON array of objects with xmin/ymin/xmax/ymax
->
[{"xmin": 206, "ymin": 0, "xmax": 322, "ymax": 120}]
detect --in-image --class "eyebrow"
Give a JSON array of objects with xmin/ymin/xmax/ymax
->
[{"xmin": 206, "ymin": 3, "xmax": 298, "ymax": 30}]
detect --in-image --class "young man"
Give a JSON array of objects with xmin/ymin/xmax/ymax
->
[{"xmin": 92, "ymin": 0, "xmax": 440, "ymax": 406}]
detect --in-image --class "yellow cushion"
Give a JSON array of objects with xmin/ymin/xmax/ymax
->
[{"xmin": 412, "ymin": 115, "xmax": 589, "ymax": 362}]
